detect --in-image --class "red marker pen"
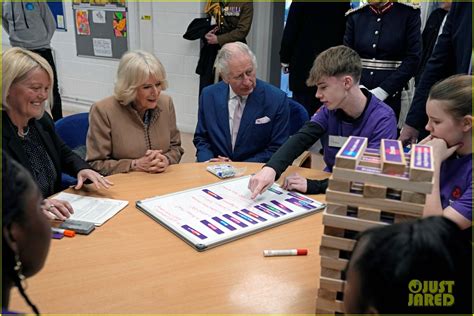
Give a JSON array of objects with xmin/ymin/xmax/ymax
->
[{"xmin": 263, "ymin": 249, "xmax": 308, "ymax": 257}]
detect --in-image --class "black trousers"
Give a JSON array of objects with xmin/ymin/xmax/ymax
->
[{"xmin": 31, "ymin": 48, "xmax": 63, "ymax": 121}]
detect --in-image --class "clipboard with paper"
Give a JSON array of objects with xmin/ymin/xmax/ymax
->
[{"xmin": 136, "ymin": 175, "xmax": 325, "ymax": 251}]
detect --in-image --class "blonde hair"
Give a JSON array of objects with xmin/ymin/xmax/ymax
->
[
  {"xmin": 306, "ymin": 45, "xmax": 362, "ymax": 86},
  {"xmin": 2, "ymin": 47, "xmax": 54, "ymax": 110},
  {"xmin": 428, "ymin": 75, "xmax": 472, "ymax": 120},
  {"xmin": 114, "ymin": 50, "xmax": 168, "ymax": 105}
]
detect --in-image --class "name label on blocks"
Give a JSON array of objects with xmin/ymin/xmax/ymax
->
[
  {"xmin": 381, "ymin": 139, "xmax": 406, "ymax": 175},
  {"xmin": 335, "ymin": 136, "xmax": 368, "ymax": 169},
  {"xmin": 410, "ymin": 145, "xmax": 434, "ymax": 181}
]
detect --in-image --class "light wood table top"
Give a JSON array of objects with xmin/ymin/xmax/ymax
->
[{"xmin": 10, "ymin": 162, "xmax": 329, "ymax": 314}]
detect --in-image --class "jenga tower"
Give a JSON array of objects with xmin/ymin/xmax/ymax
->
[{"xmin": 315, "ymin": 136, "xmax": 434, "ymax": 314}]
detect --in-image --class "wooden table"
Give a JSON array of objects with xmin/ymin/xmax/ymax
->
[{"xmin": 10, "ymin": 162, "xmax": 328, "ymax": 314}]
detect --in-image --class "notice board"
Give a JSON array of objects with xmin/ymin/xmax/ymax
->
[
  {"xmin": 47, "ymin": 1, "xmax": 67, "ymax": 31},
  {"xmin": 72, "ymin": 3, "xmax": 128, "ymax": 59}
]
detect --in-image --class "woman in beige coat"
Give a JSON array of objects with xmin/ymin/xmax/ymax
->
[{"xmin": 86, "ymin": 50, "xmax": 184, "ymax": 175}]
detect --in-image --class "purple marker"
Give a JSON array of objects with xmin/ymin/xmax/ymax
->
[{"xmin": 52, "ymin": 232, "xmax": 64, "ymax": 239}]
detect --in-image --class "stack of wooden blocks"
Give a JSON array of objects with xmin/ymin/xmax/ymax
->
[{"xmin": 316, "ymin": 136, "xmax": 434, "ymax": 314}]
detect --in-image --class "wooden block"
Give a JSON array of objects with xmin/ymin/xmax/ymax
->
[
  {"xmin": 317, "ymin": 297, "xmax": 345, "ymax": 313},
  {"xmin": 363, "ymin": 147, "xmax": 380, "ymax": 156},
  {"xmin": 326, "ymin": 203, "xmax": 348, "ymax": 216},
  {"xmin": 387, "ymin": 188, "xmax": 402, "ymax": 200},
  {"xmin": 328, "ymin": 177, "xmax": 351, "ymax": 192},
  {"xmin": 319, "ymin": 246, "xmax": 340, "ymax": 259},
  {"xmin": 321, "ymin": 256, "xmax": 349, "ymax": 271},
  {"xmin": 320, "ymin": 277, "xmax": 345, "ymax": 292},
  {"xmin": 321, "ymin": 234, "xmax": 356, "ymax": 251},
  {"xmin": 323, "ymin": 212, "xmax": 387, "ymax": 232},
  {"xmin": 332, "ymin": 166, "xmax": 433, "ymax": 194},
  {"xmin": 410, "ymin": 145, "xmax": 435, "ymax": 181},
  {"xmin": 321, "ymin": 267, "xmax": 341, "ymax": 279},
  {"xmin": 324, "ymin": 225, "xmax": 345, "ymax": 237},
  {"xmin": 401, "ymin": 190, "xmax": 426, "ymax": 204},
  {"xmin": 381, "ymin": 139, "xmax": 407, "ymax": 175},
  {"xmin": 359, "ymin": 154, "xmax": 381, "ymax": 168},
  {"xmin": 335, "ymin": 136, "xmax": 368, "ymax": 169},
  {"xmin": 326, "ymin": 189, "xmax": 425, "ymax": 217},
  {"xmin": 350, "ymin": 182, "xmax": 364, "ymax": 194},
  {"xmin": 318, "ymin": 288, "xmax": 337, "ymax": 301},
  {"xmin": 363, "ymin": 183, "xmax": 387, "ymax": 198},
  {"xmin": 358, "ymin": 207, "xmax": 381, "ymax": 221}
]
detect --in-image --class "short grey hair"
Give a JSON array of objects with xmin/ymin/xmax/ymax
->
[
  {"xmin": 2, "ymin": 47, "xmax": 54, "ymax": 111},
  {"xmin": 114, "ymin": 50, "xmax": 168, "ymax": 105},
  {"xmin": 215, "ymin": 42, "xmax": 257, "ymax": 79}
]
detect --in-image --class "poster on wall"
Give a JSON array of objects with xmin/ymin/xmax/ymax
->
[
  {"xmin": 73, "ymin": 2, "xmax": 128, "ymax": 59},
  {"xmin": 92, "ymin": 10, "xmax": 106, "ymax": 23},
  {"xmin": 93, "ymin": 38, "xmax": 113, "ymax": 57},
  {"xmin": 74, "ymin": 0, "xmax": 125, "ymax": 7},
  {"xmin": 76, "ymin": 10, "xmax": 91, "ymax": 35},
  {"xmin": 47, "ymin": 1, "xmax": 67, "ymax": 31},
  {"xmin": 113, "ymin": 12, "xmax": 127, "ymax": 37}
]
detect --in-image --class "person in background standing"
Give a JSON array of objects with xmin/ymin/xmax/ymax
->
[
  {"xmin": 2, "ymin": 0, "xmax": 63, "ymax": 121},
  {"xmin": 344, "ymin": 0, "xmax": 422, "ymax": 123},
  {"xmin": 400, "ymin": 2, "xmax": 471, "ymax": 145},
  {"xmin": 279, "ymin": 1, "xmax": 349, "ymax": 116},
  {"xmin": 196, "ymin": 0, "xmax": 253, "ymax": 95},
  {"xmin": 415, "ymin": 1, "xmax": 451, "ymax": 84}
]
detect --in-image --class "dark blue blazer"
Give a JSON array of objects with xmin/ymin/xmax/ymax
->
[
  {"xmin": 193, "ymin": 79, "xmax": 290, "ymax": 162},
  {"xmin": 406, "ymin": 2, "xmax": 472, "ymax": 131},
  {"xmin": 344, "ymin": 3, "xmax": 421, "ymax": 98}
]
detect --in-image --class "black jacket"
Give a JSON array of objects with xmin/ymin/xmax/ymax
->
[
  {"xmin": 3, "ymin": 112, "xmax": 90, "ymax": 195},
  {"xmin": 279, "ymin": 2, "xmax": 349, "ymax": 93},
  {"xmin": 405, "ymin": 2, "xmax": 472, "ymax": 131}
]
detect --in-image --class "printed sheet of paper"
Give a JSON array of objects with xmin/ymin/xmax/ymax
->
[
  {"xmin": 136, "ymin": 176, "xmax": 325, "ymax": 251},
  {"xmin": 54, "ymin": 192, "xmax": 128, "ymax": 226},
  {"xmin": 92, "ymin": 38, "xmax": 112, "ymax": 57}
]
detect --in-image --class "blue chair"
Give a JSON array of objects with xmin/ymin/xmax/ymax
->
[
  {"xmin": 288, "ymin": 98, "xmax": 310, "ymax": 135},
  {"xmin": 288, "ymin": 98, "xmax": 312, "ymax": 168},
  {"xmin": 54, "ymin": 112, "xmax": 90, "ymax": 188}
]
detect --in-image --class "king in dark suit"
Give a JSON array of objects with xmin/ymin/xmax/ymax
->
[{"xmin": 193, "ymin": 42, "xmax": 290, "ymax": 163}]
